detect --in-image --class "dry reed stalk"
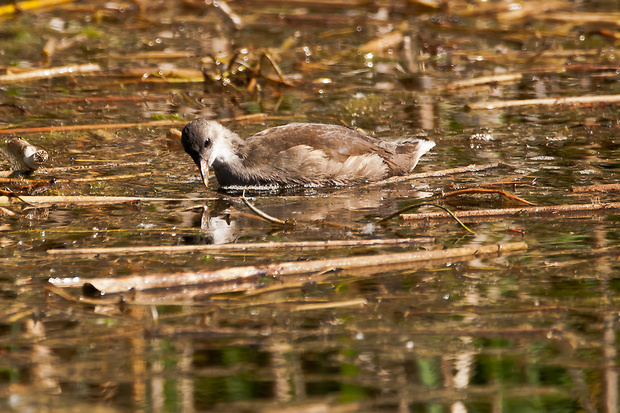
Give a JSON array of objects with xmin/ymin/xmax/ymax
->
[
  {"xmin": 226, "ymin": 0, "xmax": 378, "ymax": 8},
  {"xmin": 401, "ymin": 202, "xmax": 620, "ymax": 221},
  {"xmin": 445, "ymin": 73, "xmax": 523, "ymax": 90},
  {"xmin": 108, "ymin": 51, "xmax": 197, "ymax": 59},
  {"xmin": 378, "ymin": 202, "xmax": 474, "ymax": 233},
  {"xmin": 48, "ymin": 241, "xmax": 528, "ymax": 294},
  {"xmin": 0, "ymin": 177, "xmax": 47, "ymax": 183},
  {"xmin": 241, "ymin": 191, "xmax": 289, "ymax": 225},
  {"xmin": 292, "ymin": 298, "xmax": 368, "ymax": 311},
  {"xmin": 495, "ymin": 0, "xmax": 567, "ymax": 20},
  {"xmin": 0, "ymin": 206, "xmax": 16, "ymax": 216},
  {"xmin": 44, "ymin": 96, "xmax": 159, "ymax": 104},
  {"xmin": 541, "ymin": 12, "xmax": 620, "ymax": 24},
  {"xmin": 54, "ymin": 172, "xmax": 152, "ymax": 183},
  {"xmin": 0, "ymin": 161, "xmax": 150, "ymax": 177},
  {"xmin": 46, "ymin": 237, "xmax": 435, "ymax": 256},
  {"xmin": 467, "ymin": 94, "xmax": 620, "ymax": 110},
  {"xmin": 448, "ymin": 178, "xmax": 536, "ymax": 190},
  {"xmin": 458, "ymin": 0, "xmax": 565, "ymax": 17},
  {"xmin": 0, "ymin": 120, "xmax": 185, "ymax": 135},
  {"xmin": 0, "ymin": 195, "xmax": 215, "ymax": 207},
  {"xmin": 0, "ymin": 63, "xmax": 101, "ymax": 82},
  {"xmin": 37, "ymin": 161, "xmax": 150, "ymax": 173},
  {"xmin": 118, "ymin": 67, "xmax": 203, "ymax": 80},
  {"xmin": 571, "ymin": 183, "xmax": 620, "ymax": 193},
  {"xmin": 442, "ymin": 188, "xmax": 535, "ymax": 206},
  {"xmin": 0, "ymin": 113, "xmax": 282, "ymax": 135}
]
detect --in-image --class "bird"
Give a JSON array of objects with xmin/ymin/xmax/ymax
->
[{"xmin": 181, "ymin": 119, "xmax": 435, "ymax": 189}]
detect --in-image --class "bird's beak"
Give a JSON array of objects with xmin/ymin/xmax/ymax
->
[{"xmin": 198, "ymin": 157, "xmax": 210, "ymax": 189}]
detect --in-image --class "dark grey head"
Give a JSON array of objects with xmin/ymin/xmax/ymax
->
[{"xmin": 181, "ymin": 119, "xmax": 238, "ymax": 189}]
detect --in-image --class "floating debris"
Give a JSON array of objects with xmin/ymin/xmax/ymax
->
[{"xmin": 5, "ymin": 137, "xmax": 49, "ymax": 172}]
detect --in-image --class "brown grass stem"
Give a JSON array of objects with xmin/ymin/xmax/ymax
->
[
  {"xmin": 0, "ymin": 120, "xmax": 185, "ymax": 135},
  {"xmin": 241, "ymin": 190, "xmax": 292, "ymax": 226},
  {"xmin": 0, "ymin": 63, "xmax": 101, "ymax": 82},
  {"xmin": 467, "ymin": 94, "xmax": 620, "ymax": 110},
  {"xmin": 442, "ymin": 188, "xmax": 535, "ymax": 206},
  {"xmin": 0, "ymin": 195, "xmax": 215, "ymax": 207},
  {"xmin": 0, "ymin": 114, "xmax": 290, "ymax": 135},
  {"xmin": 292, "ymin": 298, "xmax": 368, "ymax": 311},
  {"xmin": 48, "ymin": 241, "xmax": 528, "ymax": 294},
  {"xmin": 445, "ymin": 73, "xmax": 523, "ymax": 90},
  {"xmin": 571, "ymin": 183, "xmax": 620, "ymax": 193},
  {"xmin": 401, "ymin": 202, "xmax": 620, "ymax": 221},
  {"xmin": 53, "ymin": 172, "xmax": 152, "ymax": 183},
  {"xmin": 0, "ymin": 161, "xmax": 151, "ymax": 177},
  {"xmin": 378, "ymin": 203, "xmax": 475, "ymax": 233}
]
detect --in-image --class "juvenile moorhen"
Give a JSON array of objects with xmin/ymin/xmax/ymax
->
[{"xmin": 181, "ymin": 119, "xmax": 435, "ymax": 188}]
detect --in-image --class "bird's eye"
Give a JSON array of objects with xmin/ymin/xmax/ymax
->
[{"xmin": 204, "ymin": 137, "xmax": 211, "ymax": 147}]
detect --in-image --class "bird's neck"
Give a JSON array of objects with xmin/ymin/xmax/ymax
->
[{"xmin": 211, "ymin": 135, "xmax": 249, "ymax": 186}]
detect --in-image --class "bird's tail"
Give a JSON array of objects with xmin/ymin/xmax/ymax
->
[{"xmin": 391, "ymin": 140, "xmax": 435, "ymax": 174}]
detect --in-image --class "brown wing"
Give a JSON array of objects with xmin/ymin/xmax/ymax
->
[{"xmin": 239, "ymin": 123, "xmax": 396, "ymax": 168}]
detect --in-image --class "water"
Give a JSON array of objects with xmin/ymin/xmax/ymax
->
[{"xmin": 0, "ymin": 1, "xmax": 618, "ymax": 412}]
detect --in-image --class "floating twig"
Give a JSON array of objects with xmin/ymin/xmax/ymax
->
[
  {"xmin": 0, "ymin": 206, "xmax": 16, "ymax": 216},
  {"xmin": 401, "ymin": 202, "xmax": 620, "ymax": 221},
  {"xmin": 442, "ymin": 188, "xmax": 535, "ymax": 206},
  {"xmin": 571, "ymin": 183, "xmax": 620, "ymax": 193},
  {"xmin": 5, "ymin": 137, "xmax": 49, "ymax": 171},
  {"xmin": 43, "ymin": 95, "xmax": 159, "ymax": 104},
  {"xmin": 119, "ymin": 67, "xmax": 204, "ymax": 82},
  {"xmin": 48, "ymin": 241, "xmax": 528, "ymax": 294},
  {"xmin": 541, "ymin": 12, "xmax": 620, "ymax": 24},
  {"xmin": 40, "ymin": 161, "xmax": 150, "ymax": 174},
  {"xmin": 447, "ymin": 178, "xmax": 536, "ymax": 190},
  {"xmin": 241, "ymin": 190, "xmax": 294, "ymax": 226},
  {"xmin": 445, "ymin": 73, "xmax": 523, "ymax": 90},
  {"xmin": 292, "ymin": 298, "xmax": 368, "ymax": 312},
  {"xmin": 0, "ymin": 120, "xmax": 185, "ymax": 135},
  {"xmin": 0, "ymin": 177, "xmax": 50, "ymax": 184},
  {"xmin": 0, "ymin": 63, "xmax": 101, "ymax": 83},
  {"xmin": 53, "ymin": 172, "xmax": 152, "ymax": 183},
  {"xmin": 467, "ymin": 94, "xmax": 620, "ymax": 110},
  {"xmin": 0, "ymin": 161, "xmax": 152, "ymax": 177},
  {"xmin": 378, "ymin": 202, "xmax": 475, "ymax": 233},
  {"xmin": 0, "ymin": 195, "xmax": 215, "ymax": 207},
  {"xmin": 0, "ymin": 113, "xmax": 283, "ymax": 135},
  {"xmin": 107, "ymin": 51, "xmax": 197, "ymax": 60},
  {"xmin": 46, "ymin": 237, "xmax": 435, "ymax": 256}
]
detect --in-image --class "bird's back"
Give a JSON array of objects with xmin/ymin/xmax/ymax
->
[{"xmin": 240, "ymin": 123, "xmax": 396, "ymax": 167}]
